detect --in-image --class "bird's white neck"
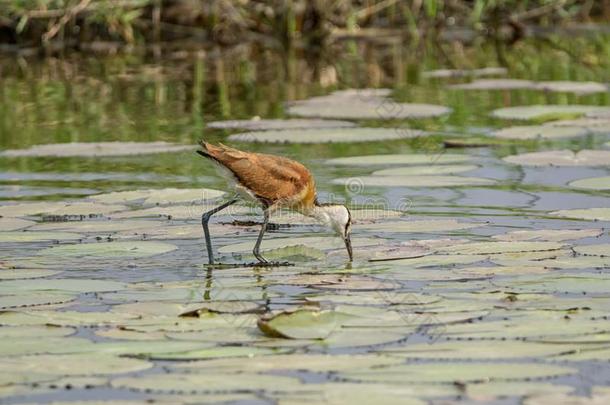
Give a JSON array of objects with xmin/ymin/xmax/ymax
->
[{"xmin": 306, "ymin": 204, "xmax": 349, "ymax": 235}]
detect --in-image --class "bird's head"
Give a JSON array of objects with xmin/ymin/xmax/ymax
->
[{"xmin": 313, "ymin": 203, "xmax": 352, "ymax": 261}]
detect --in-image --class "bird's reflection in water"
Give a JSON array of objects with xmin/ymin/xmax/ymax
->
[{"xmin": 201, "ymin": 264, "xmax": 270, "ymax": 313}]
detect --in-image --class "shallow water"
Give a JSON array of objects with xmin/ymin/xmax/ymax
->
[{"xmin": 1, "ymin": 34, "xmax": 610, "ymax": 404}]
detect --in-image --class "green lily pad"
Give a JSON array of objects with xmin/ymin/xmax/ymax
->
[
  {"xmin": 383, "ymin": 340, "xmax": 581, "ymax": 359},
  {"xmin": 30, "ymin": 219, "xmax": 160, "ymax": 233},
  {"xmin": 492, "ymin": 228, "xmax": 602, "ymax": 242},
  {"xmin": 341, "ymin": 362, "xmax": 575, "ymax": 384},
  {"xmin": 0, "ymin": 325, "xmax": 75, "ymax": 338},
  {"xmin": 491, "ymin": 125, "xmax": 589, "ymax": 140},
  {"xmin": 569, "ymin": 176, "xmax": 610, "ymax": 190},
  {"xmin": 573, "ymin": 244, "xmax": 610, "ymax": 257},
  {"xmin": 0, "ymin": 310, "xmax": 138, "ymax": 327},
  {"xmin": 466, "ymin": 382, "xmax": 573, "ymax": 399},
  {"xmin": 535, "ymin": 81, "xmax": 609, "ymax": 94},
  {"xmin": 218, "ymin": 236, "xmax": 380, "ymax": 254},
  {"xmin": 287, "ymin": 99, "xmax": 451, "ymax": 120},
  {"xmin": 91, "ymin": 188, "xmax": 225, "ymax": 206},
  {"xmin": 497, "ymin": 274, "xmax": 610, "ymax": 294},
  {"xmin": 0, "ymin": 217, "xmax": 35, "ymax": 231},
  {"xmin": 436, "ymin": 241, "xmax": 564, "ymax": 255},
  {"xmin": 0, "ymin": 202, "xmax": 126, "ymax": 217},
  {"xmin": 40, "ymin": 241, "xmax": 178, "ymax": 258},
  {"xmin": 449, "ymin": 79, "xmax": 535, "ymax": 90},
  {"xmin": 332, "ymin": 175, "xmax": 496, "ymax": 188},
  {"xmin": 493, "ymin": 255, "xmax": 610, "ymax": 269},
  {"xmin": 550, "ymin": 208, "xmax": 610, "ymax": 221},
  {"xmin": 228, "ymin": 128, "xmax": 427, "ymax": 144},
  {"xmin": 258, "ymin": 308, "xmax": 350, "ymax": 339},
  {"xmin": 389, "ymin": 254, "xmax": 485, "ymax": 267},
  {"xmin": 110, "ymin": 203, "xmax": 251, "ymax": 220},
  {"xmin": 491, "ymin": 105, "xmax": 610, "ymax": 121},
  {"xmin": 0, "ymin": 292, "xmax": 75, "ymax": 309},
  {"xmin": 524, "ymin": 392, "xmax": 610, "ymax": 405},
  {"xmin": 0, "ymin": 268, "xmax": 63, "ymax": 280},
  {"xmin": 423, "ymin": 67, "xmax": 507, "ymax": 78},
  {"xmin": 0, "ymin": 231, "xmax": 83, "ymax": 243},
  {"xmin": 372, "ymin": 164, "xmax": 479, "ymax": 176},
  {"xmin": 0, "ymin": 142, "xmax": 194, "ymax": 157},
  {"xmin": 0, "ymin": 353, "xmax": 152, "ymax": 376},
  {"xmin": 142, "ymin": 346, "xmax": 281, "ymax": 361},
  {"xmin": 208, "ymin": 118, "xmax": 356, "ymax": 130},
  {"xmin": 0, "ymin": 278, "xmax": 126, "ymax": 294},
  {"xmin": 545, "ymin": 118, "xmax": 610, "ymax": 134},
  {"xmin": 360, "ymin": 219, "xmax": 484, "ymax": 233},
  {"xmin": 327, "ymin": 153, "xmax": 470, "ymax": 166},
  {"xmin": 504, "ymin": 150, "xmax": 610, "ymax": 166}
]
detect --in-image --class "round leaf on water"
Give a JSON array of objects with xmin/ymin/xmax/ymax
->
[
  {"xmin": 545, "ymin": 118, "xmax": 610, "ymax": 135},
  {"xmin": 0, "ymin": 353, "xmax": 152, "ymax": 376},
  {"xmin": 550, "ymin": 208, "xmax": 610, "ymax": 221},
  {"xmin": 91, "ymin": 188, "xmax": 225, "ymax": 206},
  {"xmin": 491, "ymin": 105, "xmax": 610, "ymax": 121},
  {"xmin": 503, "ymin": 150, "xmax": 610, "ymax": 166},
  {"xmin": 287, "ymin": 100, "xmax": 451, "ymax": 120},
  {"xmin": 0, "ymin": 231, "xmax": 82, "ymax": 243},
  {"xmin": 0, "ymin": 292, "xmax": 75, "ymax": 309},
  {"xmin": 389, "ymin": 254, "xmax": 485, "ymax": 267},
  {"xmin": 0, "ymin": 325, "xmax": 75, "ymax": 338},
  {"xmin": 466, "ymin": 382, "xmax": 574, "ymax": 400},
  {"xmin": 491, "ymin": 125, "xmax": 589, "ymax": 140},
  {"xmin": 436, "ymin": 241, "xmax": 564, "ymax": 255},
  {"xmin": 497, "ymin": 274, "xmax": 610, "ymax": 295},
  {"xmin": 40, "ymin": 241, "xmax": 178, "ymax": 258},
  {"xmin": 0, "ymin": 218, "xmax": 34, "ymax": 231},
  {"xmin": 573, "ymin": 244, "xmax": 610, "ymax": 257},
  {"xmin": 0, "ymin": 269, "xmax": 62, "ymax": 280},
  {"xmin": 228, "ymin": 128, "xmax": 427, "ymax": 144},
  {"xmin": 423, "ymin": 67, "xmax": 507, "ymax": 78},
  {"xmin": 0, "ymin": 142, "xmax": 193, "ymax": 157},
  {"xmin": 207, "ymin": 118, "xmax": 356, "ymax": 130},
  {"xmin": 535, "ymin": 81, "xmax": 609, "ymax": 94},
  {"xmin": 492, "ymin": 228, "xmax": 603, "ymax": 242},
  {"xmin": 0, "ymin": 310, "xmax": 138, "ymax": 327},
  {"xmin": 372, "ymin": 164, "xmax": 479, "ymax": 176},
  {"xmin": 569, "ymin": 176, "xmax": 610, "ymax": 190},
  {"xmin": 524, "ymin": 392, "xmax": 610, "ymax": 405},
  {"xmin": 258, "ymin": 309, "xmax": 349, "ymax": 339},
  {"xmin": 110, "ymin": 203, "xmax": 250, "ymax": 220},
  {"xmin": 332, "ymin": 175, "xmax": 496, "ymax": 188},
  {"xmin": 360, "ymin": 219, "xmax": 484, "ymax": 233},
  {"xmin": 0, "ymin": 278, "xmax": 126, "ymax": 294},
  {"xmin": 218, "ymin": 236, "xmax": 380, "ymax": 254},
  {"xmin": 340, "ymin": 362, "xmax": 575, "ymax": 384},
  {"xmin": 449, "ymin": 79, "xmax": 535, "ymax": 90},
  {"xmin": 142, "ymin": 346, "xmax": 281, "ymax": 361},
  {"xmin": 0, "ymin": 202, "xmax": 126, "ymax": 217},
  {"xmin": 30, "ymin": 219, "xmax": 160, "ymax": 233},
  {"xmin": 327, "ymin": 153, "xmax": 470, "ymax": 166}
]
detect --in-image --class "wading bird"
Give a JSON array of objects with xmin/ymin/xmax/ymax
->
[{"xmin": 197, "ymin": 141, "xmax": 352, "ymax": 265}]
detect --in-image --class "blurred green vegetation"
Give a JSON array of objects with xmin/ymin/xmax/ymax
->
[{"xmin": 0, "ymin": 0, "xmax": 609, "ymax": 51}]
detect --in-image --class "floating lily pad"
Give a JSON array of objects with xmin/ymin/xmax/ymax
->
[
  {"xmin": 287, "ymin": 98, "xmax": 451, "ymax": 120},
  {"xmin": 0, "ymin": 353, "xmax": 152, "ymax": 376},
  {"xmin": 389, "ymin": 254, "xmax": 485, "ymax": 267},
  {"xmin": 258, "ymin": 309, "xmax": 349, "ymax": 339},
  {"xmin": 360, "ymin": 219, "xmax": 484, "ymax": 233},
  {"xmin": 569, "ymin": 176, "xmax": 610, "ymax": 190},
  {"xmin": 492, "ymin": 228, "xmax": 602, "ymax": 242},
  {"xmin": 0, "ymin": 292, "xmax": 75, "ymax": 309},
  {"xmin": 573, "ymin": 244, "xmax": 610, "ymax": 257},
  {"xmin": 341, "ymin": 362, "xmax": 575, "ymax": 384},
  {"xmin": 218, "ymin": 236, "xmax": 380, "ymax": 254},
  {"xmin": 0, "ymin": 142, "xmax": 194, "ymax": 157},
  {"xmin": 0, "ymin": 231, "xmax": 83, "ymax": 243},
  {"xmin": 332, "ymin": 175, "xmax": 496, "ymax": 188},
  {"xmin": 449, "ymin": 79, "xmax": 536, "ymax": 90},
  {"xmin": 503, "ymin": 150, "xmax": 610, "ymax": 166},
  {"xmin": 327, "ymin": 153, "xmax": 469, "ymax": 166},
  {"xmin": 423, "ymin": 67, "xmax": 507, "ymax": 78},
  {"xmin": 550, "ymin": 208, "xmax": 610, "ymax": 221},
  {"xmin": 372, "ymin": 164, "xmax": 479, "ymax": 176},
  {"xmin": 0, "ymin": 268, "xmax": 63, "ymax": 280},
  {"xmin": 491, "ymin": 125, "xmax": 589, "ymax": 140},
  {"xmin": 497, "ymin": 274, "xmax": 610, "ymax": 295},
  {"xmin": 110, "ymin": 203, "xmax": 251, "ymax": 220},
  {"xmin": 31, "ymin": 219, "xmax": 160, "ymax": 233},
  {"xmin": 535, "ymin": 81, "xmax": 609, "ymax": 94},
  {"xmin": 491, "ymin": 105, "xmax": 610, "ymax": 121},
  {"xmin": 91, "ymin": 188, "xmax": 225, "ymax": 206},
  {"xmin": 437, "ymin": 241, "xmax": 563, "ymax": 255},
  {"xmin": 545, "ymin": 118, "xmax": 610, "ymax": 134},
  {"xmin": 383, "ymin": 340, "xmax": 580, "ymax": 359},
  {"xmin": 228, "ymin": 128, "xmax": 427, "ymax": 144},
  {"xmin": 466, "ymin": 382, "xmax": 574, "ymax": 399},
  {"xmin": 0, "ymin": 325, "xmax": 75, "ymax": 339},
  {"xmin": 207, "ymin": 118, "xmax": 356, "ymax": 130},
  {"xmin": 141, "ymin": 346, "xmax": 280, "ymax": 361},
  {"xmin": 0, "ymin": 310, "xmax": 138, "ymax": 327},
  {"xmin": 0, "ymin": 278, "xmax": 126, "ymax": 294},
  {"xmin": 0, "ymin": 202, "xmax": 126, "ymax": 217},
  {"xmin": 0, "ymin": 218, "xmax": 34, "ymax": 231},
  {"xmin": 40, "ymin": 241, "xmax": 178, "ymax": 258}
]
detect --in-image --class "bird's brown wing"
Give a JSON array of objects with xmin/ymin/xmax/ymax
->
[{"xmin": 199, "ymin": 142, "xmax": 315, "ymax": 207}]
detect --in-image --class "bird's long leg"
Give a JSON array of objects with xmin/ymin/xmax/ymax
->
[
  {"xmin": 202, "ymin": 198, "xmax": 238, "ymax": 264},
  {"xmin": 253, "ymin": 209, "xmax": 270, "ymax": 264}
]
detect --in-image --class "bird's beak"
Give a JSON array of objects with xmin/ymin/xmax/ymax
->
[{"xmin": 344, "ymin": 234, "xmax": 353, "ymax": 262}]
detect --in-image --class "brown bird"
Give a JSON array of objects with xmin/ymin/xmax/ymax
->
[{"xmin": 197, "ymin": 141, "xmax": 352, "ymax": 265}]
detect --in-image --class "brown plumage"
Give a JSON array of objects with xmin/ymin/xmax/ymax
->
[{"xmin": 197, "ymin": 141, "xmax": 316, "ymax": 212}]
